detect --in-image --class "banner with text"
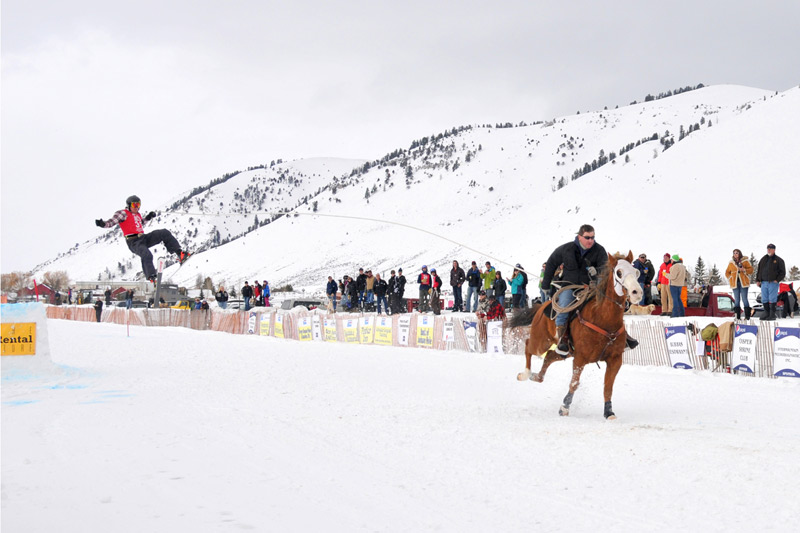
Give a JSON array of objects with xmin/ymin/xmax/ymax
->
[
  {"xmin": 374, "ymin": 316, "xmax": 393, "ymax": 346},
  {"xmin": 665, "ymin": 325, "xmax": 693, "ymax": 369},
  {"xmin": 416, "ymin": 315, "xmax": 434, "ymax": 348},
  {"xmin": 731, "ymin": 324, "xmax": 758, "ymax": 373},
  {"xmin": 773, "ymin": 327, "xmax": 800, "ymax": 378}
]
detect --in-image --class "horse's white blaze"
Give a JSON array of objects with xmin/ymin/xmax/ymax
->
[{"xmin": 613, "ymin": 259, "xmax": 643, "ymax": 304}]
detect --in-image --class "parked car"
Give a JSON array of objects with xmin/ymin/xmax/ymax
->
[
  {"xmin": 115, "ymin": 300, "xmax": 148, "ymax": 308},
  {"xmin": 171, "ymin": 299, "xmax": 195, "ymax": 310},
  {"xmin": 280, "ymin": 298, "xmax": 324, "ymax": 310}
]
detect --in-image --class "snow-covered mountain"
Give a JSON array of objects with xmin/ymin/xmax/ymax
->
[{"xmin": 32, "ymin": 84, "xmax": 800, "ymax": 292}]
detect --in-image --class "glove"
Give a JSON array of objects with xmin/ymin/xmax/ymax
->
[
  {"xmin": 95, "ymin": 218, "xmax": 105, "ymax": 227},
  {"xmin": 657, "ymin": 284, "xmax": 661, "ymax": 290},
  {"xmin": 587, "ymin": 266, "xmax": 597, "ymax": 277},
  {"xmin": 144, "ymin": 211, "xmax": 156, "ymax": 221}
]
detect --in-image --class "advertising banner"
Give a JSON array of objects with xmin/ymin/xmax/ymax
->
[
  {"xmin": 665, "ymin": 325, "xmax": 693, "ymax": 369},
  {"xmin": 442, "ymin": 318, "xmax": 454, "ymax": 345},
  {"xmin": 1, "ymin": 323, "xmax": 36, "ymax": 356},
  {"xmin": 260, "ymin": 314, "xmax": 271, "ymax": 336},
  {"xmin": 274, "ymin": 314, "xmax": 284, "ymax": 339},
  {"xmin": 323, "ymin": 317, "xmax": 338, "ymax": 342},
  {"xmin": 731, "ymin": 324, "xmax": 758, "ymax": 373},
  {"xmin": 343, "ymin": 318, "xmax": 359, "ymax": 344},
  {"xmin": 374, "ymin": 316, "xmax": 393, "ymax": 346},
  {"xmin": 247, "ymin": 312, "xmax": 257, "ymax": 334},
  {"xmin": 774, "ymin": 327, "xmax": 800, "ymax": 378},
  {"xmin": 463, "ymin": 321, "xmax": 478, "ymax": 352},
  {"xmin": 297, "ymin": 316, "xmax": 312, "ymax": 341},
  {"xmin": 359, "ymin": 316, "xmax": 375, "ymax": 344},
  {"xmin": 312, "ymin": 315, "xmax": 322, "ymax": 341},
  {"xmin": 416, "ymin": 315, "xmax": 434, "ymax": 348},
  {"xmin": 397, "ymin": 316, "xmax": 411, "ymax": 346},
  {"xmin": 486, "ymin": 320, "xmax": 503, "ymax": 354}
]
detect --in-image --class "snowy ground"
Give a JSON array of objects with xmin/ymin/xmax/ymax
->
[{"xmin": 3, "ymin": 319, "xmax": 799, "ymax": 532}]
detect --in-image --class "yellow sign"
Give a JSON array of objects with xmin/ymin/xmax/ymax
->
[
  {"xmin": 343, "ymin": 319, "xmax": 359, "ymax": 343},
  {"xmin": 374, "ymin": 317, "xmax": 393, "ymax": 346},
  {"xmin": 324, "ymin": 318, "xmax": 338, "ymax": 342},
  {"xmin": 416, "ymin": 316, "xmax": 433, "ymax": 348},
  {"xmin": 260, "ymin": 315, "xmax": 271, "ymax": 336},
  {"xmin": 1, "ymin": 322, "xmax": 36, "ymax": 356},
  {"xmin": 359, "ymin": 317, "xmax": 374, "ymax": 344},
  {"xmin": 298, "ymin": 317, "xmax": 312, "ymax": 341},
  {"xmin": 274, "ymin": 314, "xmax": 285, "ymax": 338}
]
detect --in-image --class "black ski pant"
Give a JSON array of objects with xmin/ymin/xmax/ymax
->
[{"xmin": 126, "ymin": 230, "xmax": 181, "ymax": 279}]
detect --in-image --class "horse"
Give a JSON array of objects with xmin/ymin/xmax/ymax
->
[{"xmin": 508, "ymin": 252, "xmax": 642, "ymax": 419}]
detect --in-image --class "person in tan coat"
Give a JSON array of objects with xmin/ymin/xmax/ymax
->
[
  {"xmin": 725, "ymin": 248, "xmax": 754, "ymax": 320},
  {"xmin": 666, "ymin": 255, "xmax": 687, "ymax": 317}
]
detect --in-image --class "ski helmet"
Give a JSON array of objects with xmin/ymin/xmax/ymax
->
[{"xmin": 126, "ymin": 195, "xmax": 141, "ymax": 208}]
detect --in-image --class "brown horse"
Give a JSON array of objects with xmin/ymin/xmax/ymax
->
[{"xmin": 509, "ymin": 252, "xmax": 642, "ymax": 419}]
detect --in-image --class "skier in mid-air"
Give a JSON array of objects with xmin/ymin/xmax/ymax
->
[{"xmin": 95, "ymin": 195, "xmax": 191, "ymax": 282}]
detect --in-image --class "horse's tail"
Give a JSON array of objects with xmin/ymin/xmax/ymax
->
[{"xmin": 508, "ymin": 303, "xmax": 541, "ymax": 329}]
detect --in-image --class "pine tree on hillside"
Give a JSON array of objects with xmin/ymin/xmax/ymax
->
[
  {"xmin": 749, "ymin": 253, "xmax": 759, "ymax": 284},
  {"xmin": 789, "ymin": 265, "xmax": 800, "ymax": 281},
  {"xmin": 707, "ymin": 264, "xmax": 722, "ymax": 286},
  {"xmin": 693, "ymin": 257, "xmax": 707, "ymax": 286}
]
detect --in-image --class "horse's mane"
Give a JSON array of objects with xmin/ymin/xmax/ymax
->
[{"xmin": 587, "ymin": 253, "xmax": 627, "ymax": 305}]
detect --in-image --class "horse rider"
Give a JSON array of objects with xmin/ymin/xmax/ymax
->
[{"xmin": 540, "ymin": 224, "xmax": 609, "ymax": 356}]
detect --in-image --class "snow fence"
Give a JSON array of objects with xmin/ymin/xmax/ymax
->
[{"xmin": 44, "ymin": 305, "xmax": 800, "ymax": 379}]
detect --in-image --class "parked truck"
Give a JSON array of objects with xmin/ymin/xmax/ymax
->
[{"xmin": 652, "ymin": 285, "xmax": 736, "ymax": 317}]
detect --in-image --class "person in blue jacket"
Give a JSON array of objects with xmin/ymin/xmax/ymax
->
[{"xmin": 465, "ymin": 261, "xmax": 482, "ymax": 312}]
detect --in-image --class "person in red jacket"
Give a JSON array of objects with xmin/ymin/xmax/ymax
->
[
  {"xmin": 96, "ymin": 195, "xmax": 190, "ymax": 282},
  {"xmin": 657, "ymin": 253, "xmax": 673, "ymax": 316}
]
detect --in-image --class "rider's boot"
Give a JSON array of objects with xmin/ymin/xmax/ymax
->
[
  {"xmin": 555, "ymin": 325, "xmax": 570, "ymax": 357},
  {"xmin": 625, "ymin": 333, "xmax": 639, "ymax": 349}
]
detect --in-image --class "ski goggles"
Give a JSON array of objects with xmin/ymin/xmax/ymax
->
[{"xmin": 130, "ymin": 201, "xmax": 141, "ymax": 209}]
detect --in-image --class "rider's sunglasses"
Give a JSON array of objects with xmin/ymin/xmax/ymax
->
[
  {"xmin": 580, "ymin": 234, "xmax": 595, "ymax": 240},
  {"xmin": 131, "ymin": 202, "xmax": 141, "ymax": 209}
]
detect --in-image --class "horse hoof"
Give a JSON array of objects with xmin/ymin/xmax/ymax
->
[
  {"xmin": 606, "ymin": 414, "xmax": 617, "ymax": 420},
  {"xmin": 531, "ymin": 373, "xmax": 543, "ymax": 383},
  {"xmin": 559, "ymin": 406, "xmax": 569, "ymax": 416},
  {"xmin": 517, "ymin": 370, "xmax": 531, "ymax": 381}
]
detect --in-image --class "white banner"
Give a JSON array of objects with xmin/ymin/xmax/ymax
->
[
  {"xmin": 774, "ymin": 327, "xmax": 800, "ymax": 378},
  {"xmin": 397, "ymin": 316, "xmax": 411, "ymax": 346},
  {"xmin": 260, "ymin": 314, "xmax": 271, "ymax": 336},
  {"xmin": 312, "ymin": 315, "xmax": 322, "ymax": 341},
  {"xmin": 442, "ymin": 318, "xmax": 454, "ymax": 345},
  {"xmin": 463, "ymin": 321, "xmax": 478, "ymax": 352},
  {"xmin": 731, "ymin": 324, "xmax": 758, "ymax": 373},
  {"xmin": 665, "ymin": 325, "xmax": 693, "ymax": 369},
  {"xmin": 486, "ymin": 320, "xmax": 503, "ymax": 354},
  {"xmin": 247, "ymin": 311, "xmax": 257, "ymax": 334}
]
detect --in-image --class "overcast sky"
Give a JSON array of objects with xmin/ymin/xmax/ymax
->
[{"xmin": 3, "ymin": 0, "xmax": 799, "ymax": 273}]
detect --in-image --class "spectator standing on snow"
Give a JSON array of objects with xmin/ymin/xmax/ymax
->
[
  {"xmin": 725, "ymin": 248, "xmax": 754, "ymax": 320},
  {"xmin": 633, "ymin": 254, "xmax": 650, "ymax": 301},
  {"xmin": 262, "ymin": 281, "xmax": 271, "ymax": 307},
  {"xmin": 756, "ymin": 243, "xmax": 786, "ymax": 321},
  {"xmin": 509, "ymin": 268, "xmax": 526, "ymax": 309},
  {"xmin": 326, "ymin": 276, "xmax": 338, "ymax": 312},
  {"xmin": 387, "ymin": 271, "xmax": 397, "ymax": 313},
  {"xmin": 493, "ymin": 271, "xmax": 507, "ymax": 308},
  {"xmin": 374, "ymin": 273, "xmax": 389, "ymax": 314},
  {"xmin": 364, "ymin": 270, "xmax": 375, "ymax": 309},
  {"xmin": 241, "ymin": 282, "xmax": 253, "ymax": 311},
  {"xmin": 417, "ymin": 266, "xmax": 432, "ymax": 313},
  {"xmin": 396, "ymin": 268, "xmax": 407, "ymax": 313},
  {"xmin": 643, "ymin": 255, "xmax": 655, "ymax": 305},
  {"xmin": 465, "ymin": 261, "xmax": 482, "ymax": 312},
  {"xmin": 355, "ymin": 268, "xmax": 367, "ymax": 308},
  {"xmin": 657, "ymin": 253, "xmax": 673, "ymax": 316},
  {"xmin": 430, "ymin": 268, "xmax": 443, "ymax": 315},
  {"xmin": 215, "ymin": 286, "xmax": 229, "ymax": 309},
  {"xmin": 481, "ymin": 261, "xmax": 496, "ymax": 298},
  {"xmin": 450, "ymin": 260, "xmax": 466, "ymax": 312},
  {"xmin": 666, "ymin": 255, "xmax": 687, "ymax": 318},
  {"xmin": 94, "ymin": 299, "xmax": 103, "ymax": 323}
]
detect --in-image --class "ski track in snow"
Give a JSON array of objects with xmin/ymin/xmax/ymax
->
[{"xmin": 2, "ymin": 319, "xmax": 799, "ymax": 532}]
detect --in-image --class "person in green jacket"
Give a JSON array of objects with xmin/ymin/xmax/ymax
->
[{"xmin": 481, "ymin": 261, "xmax": 496, "ymax": 298}]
